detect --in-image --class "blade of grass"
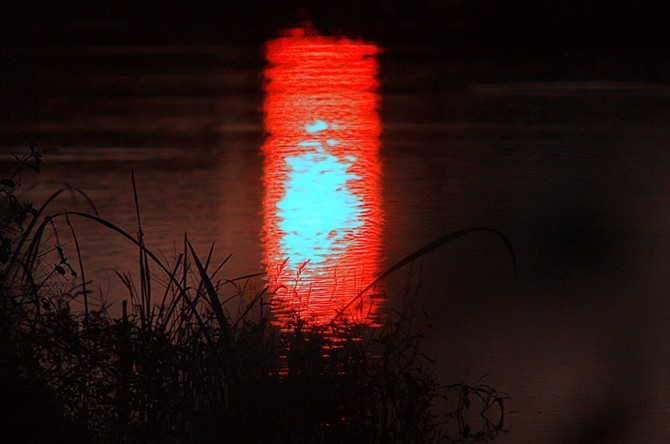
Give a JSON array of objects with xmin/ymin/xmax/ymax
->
[
  {"xmin": 330, "ymin": 226, "xmax": 517, "ymax": 326},
  {"xmin": 173, "ymin": 242, "xmax": 217, "ymax": 339},
  {"xmin": 156, "ymin": 253, "xmax": 183, "ymax": 324},
  {"xmin": 65, "ymin": 212, "xmax": 89, "ymax": 325},
  {"xmin": 9, "ymin": 185, "xmax": 98, "ymax": 279},
  {"xmin": 30, "ymin": 211, "xmax": 214, "ymax": 344},
  {"xmin": 189, "ymin": 243, "xmax": 218, "ymax": 308},
  {"xmin": 131, "ymin": 171, "xmax": 151, "ymax": 333},
  {"xmin": 187, "ymin": 241, "xmax": 230, "ymax": 339}
]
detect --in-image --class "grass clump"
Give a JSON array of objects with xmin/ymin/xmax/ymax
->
[{"xmin": 1, "ymin": 147, "xmax": 509, "ymax": 443}]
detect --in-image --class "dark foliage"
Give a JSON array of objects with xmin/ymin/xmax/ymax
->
[{"xmin": 1, "ymin": 148, "xmax": 508, "ymax": 443}]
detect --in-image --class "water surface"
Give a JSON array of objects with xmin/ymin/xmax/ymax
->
[{"xmin": 2, "ymin": 45, "xmax": 670, "ymax": 442}]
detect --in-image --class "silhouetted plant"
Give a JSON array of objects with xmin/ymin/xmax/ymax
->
[{"xmin": 1, "ymin": 148, "xmax": 511, "ymax": 443}]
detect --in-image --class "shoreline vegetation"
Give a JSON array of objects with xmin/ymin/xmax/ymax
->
[{"xmin": 1, "ymin": 147, "xmax": 511, "ymax": 443}]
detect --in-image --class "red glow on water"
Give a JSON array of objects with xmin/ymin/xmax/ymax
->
[{"xmin": 262, "ymin": 29, "xmax": 383, "ymax": 327}]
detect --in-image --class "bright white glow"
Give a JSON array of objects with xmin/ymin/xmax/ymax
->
[
  {"xmin": 277, "ymin": 144, "xmax": 362, "ymax": 267},
  {"xmin": 305, "ymin": 119, "xmax": 329, "ymax": 133}
]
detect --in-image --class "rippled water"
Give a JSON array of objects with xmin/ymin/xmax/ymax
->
[
  {"xmin": 3, "ymin": 45, "xmax": 670, "ymax": 442},
  {"xmin": 261, "ymin": 31, "xmax": 383, "ymax": 326}
]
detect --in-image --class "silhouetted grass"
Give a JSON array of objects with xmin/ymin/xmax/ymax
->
[{"xmin": 1, "ymin": 147, "xmax": 510, "ymax": 443}]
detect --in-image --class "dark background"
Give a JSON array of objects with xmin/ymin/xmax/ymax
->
[
  {"xmin": 3, "ymin": 2, "xmax": 670, "ymax": 442},
  {"xmin": 3, "ymin": 1, "xmax": 670, "ymax": 54}
]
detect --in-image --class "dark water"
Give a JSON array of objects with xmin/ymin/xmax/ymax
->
[{"xmin": 3, "ymin": 46, "xmax": 670, "ymax": 442}]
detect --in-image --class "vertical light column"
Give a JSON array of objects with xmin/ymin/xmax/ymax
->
[{"xmin": 262, "ymin": 28, "xmax": 383, "ymax": 327}]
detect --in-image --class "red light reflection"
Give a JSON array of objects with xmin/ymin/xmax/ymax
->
[{"xmin": 262, "ymin": 28, "xmax": 383, "ymax": 327}]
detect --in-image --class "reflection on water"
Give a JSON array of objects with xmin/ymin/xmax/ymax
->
[
  {"xmin": 261, "ymin": 28, "xmax": 383, "ymax": 326},
  {"xmin": 4, "ymin": 43, "xmax": 670, "ymax": 442}
]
